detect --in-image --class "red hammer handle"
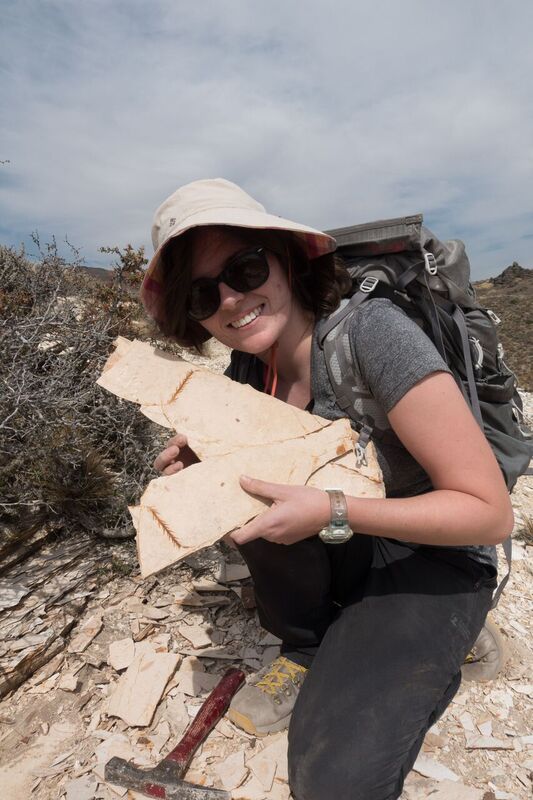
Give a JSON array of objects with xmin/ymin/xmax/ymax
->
[{"xmin": 163, "ymin": 668, "xmax": 245, "ymax": 773}]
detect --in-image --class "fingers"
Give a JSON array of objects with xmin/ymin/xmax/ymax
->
[
  {"xmin": 161, "ymin": 459, "xmax": 187, "ymax": 476},
  {"xmin": 231, "ymin": 516, "xmax": 267, "ymax": 546},
  {"xmin": 153, "ymin": 434, "xmax": 189, "ymax": 473},
  {"xmin": 153, "ymin": 443, "xmax": 180, "ymax": 473},
  {"xmin": 239, "ymin": 475, "xmax": 285, "ymax": 500}
]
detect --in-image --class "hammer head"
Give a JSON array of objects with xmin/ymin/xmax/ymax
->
[{"xmin": 105, "ymin": 756, "xmax": 230, "ymax": 800}]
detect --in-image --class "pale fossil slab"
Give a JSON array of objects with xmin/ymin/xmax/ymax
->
[
  {"xmin": 106, "ymin": 648, "xmax": 180, "ymax": 727},
  {"xmin": 97, "ymin": 338, "xmax": 384, "ymax": 577}
]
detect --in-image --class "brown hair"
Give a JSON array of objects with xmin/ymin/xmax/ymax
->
[{"xmin": 156, "ymin": 225, "xmax": 352, "ymax": 351}]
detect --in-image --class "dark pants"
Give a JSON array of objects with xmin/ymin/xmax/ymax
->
[{"xmin": 238, "ymin": 534, "xmax": 496, "ymax": 800}]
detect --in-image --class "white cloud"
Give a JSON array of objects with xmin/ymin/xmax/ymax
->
[{"xmin": 1, "ymin": 0, "xmax": 532, "ymax": 276}]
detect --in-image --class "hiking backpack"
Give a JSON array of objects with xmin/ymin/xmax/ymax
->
[{"xmin": 318, "ymin": 213, "xmax": 532, "ymax": 604}]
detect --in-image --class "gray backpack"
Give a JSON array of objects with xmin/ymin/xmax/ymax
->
[{"xmin": 318, "ymin": 213, "xmax": 532, "ymax": 605}]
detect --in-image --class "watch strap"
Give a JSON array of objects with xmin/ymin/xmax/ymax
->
[{"xmin": 318, "ymin": 488, "xmax": 354, "ymax": 544}]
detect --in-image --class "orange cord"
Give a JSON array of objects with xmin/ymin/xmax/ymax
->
[{"xmin": 270, "ymin": 344, "xmax": 278, "ymax": 396}]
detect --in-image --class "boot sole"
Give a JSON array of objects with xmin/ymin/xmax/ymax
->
[
  {"xmin": 461, "ymin": 617, "xmax": 508, "ymax": 682},
  {"xmin": 226, "ymin": 707, "xmax": 292, "ymax": 737}
]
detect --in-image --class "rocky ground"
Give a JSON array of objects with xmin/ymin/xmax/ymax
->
[{"xmin": 0, "ymin": 375, "xmax": 531, "ymax": 800}]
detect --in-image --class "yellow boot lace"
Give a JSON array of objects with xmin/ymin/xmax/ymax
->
[{"xmin": 254, "ymin": 656, "xmax": 308, "ymax": 696}]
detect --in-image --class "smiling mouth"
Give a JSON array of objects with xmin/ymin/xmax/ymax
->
[{"xmin": 229, "ymin": 304, "xmax": 265, "ymax": 329}]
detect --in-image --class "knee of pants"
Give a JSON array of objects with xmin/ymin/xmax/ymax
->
[{"xmin": 288, "ymin": 736, "xmax": 402, "ymax": 800}]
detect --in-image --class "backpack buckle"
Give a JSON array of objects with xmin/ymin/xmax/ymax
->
[
  {"xmin": 487, "ymin": 309, "xmax": 501, "ymax": 325},
  {"xmin": 424, "ymin": 252, "xmax": 438, "ymax": 276},
  {"xmin": 359, "ymin": 276, "xmax": 379, "ymax": 293},
  {"xmin": 355, "ymin": 442, "xmax": 368, "ymax": 468}
]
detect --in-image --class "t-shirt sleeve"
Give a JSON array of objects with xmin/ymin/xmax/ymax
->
[{"xmin": 350, "ymin": 298, "xmax": 452, "ymax": 413}]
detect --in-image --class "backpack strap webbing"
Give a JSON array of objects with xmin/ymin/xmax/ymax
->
[
  {"xmin": 492, "ymin": 536, "xmax": 512, "ymax": 609},
  {"xmin": 319, "ymin": 296, "xmax": 404, "ymax": 454},
  {"xmin": 451, "ymin": 306, "xmax": 484, "ymax": 428},
  {"xmin": 317, "ymin": 277, "xmax": 415, "ymax": 347},
  {"xmin": 425, "ymin": 293, "xmax": 485, "ymax": 428},
  {"xmin": 395, "ymin": 257, "xmax": 426, "ymax": 291},
  {"xmin": 317, "ymin": 286, "xmax": 374, "ymax": 346}
]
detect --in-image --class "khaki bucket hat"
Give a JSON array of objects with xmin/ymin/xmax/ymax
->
[{"xmin": 141, "ymin": 178, "xmax": 336, "ymax": 321}]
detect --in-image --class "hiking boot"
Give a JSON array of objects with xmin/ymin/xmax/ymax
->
[
  {"xmin": 227, "ymin": 656, "xmax": 308, "ymax": 736},
  {"xmin": 462, "ymin": 618, "xmax": 508, "ymax": 682}
]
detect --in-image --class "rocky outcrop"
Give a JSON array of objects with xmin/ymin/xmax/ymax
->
[{"xmin": 492, "ymin": 261, "xmax": 532, "ymax": 286}]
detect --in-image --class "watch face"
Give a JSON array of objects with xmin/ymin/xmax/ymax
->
[{"xmin": 319, "ymin": 526, "xmax": 354, "ymax": 544}]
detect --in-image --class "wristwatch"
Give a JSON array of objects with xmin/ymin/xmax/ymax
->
[{"xmin": 318, "ymin": 489, "xmax": 354, "ymax": 544}]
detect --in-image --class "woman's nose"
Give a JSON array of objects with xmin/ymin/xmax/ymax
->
[{"xmin": 218, "ymin": 281, "xmax": 245, "ymax": 308}]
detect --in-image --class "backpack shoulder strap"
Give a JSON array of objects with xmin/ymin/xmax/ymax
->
[
  {"xmin": 492, "ymin": 536, "xmax": 512, "ymax": 609},
  {"xmin": 317, "ymin": 278, "xmax": 379, "ymax": 347},
  {"xmin": 318, "ymin": 288, "xmax": 406, "ymax": 464},
  {"xmin": 319, "ymin": 305, "xmax": 374, "ymax": 466}
]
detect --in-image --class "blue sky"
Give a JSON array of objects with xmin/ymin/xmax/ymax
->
[{"xmin": 1, "ymin": 0, "xmax": 532, "ymax": 279}]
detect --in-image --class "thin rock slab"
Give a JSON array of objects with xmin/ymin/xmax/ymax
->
[
  {"xmin": 98, "ymin": 338, "xmax": 384, "ymax": 577},
  {"xmin": 256, "ymin": 733, "xmax": 289, "ymax": 783},
  {"xmin": 412, "ymin": 754, "xmax": 460, "ymax": 782},
  {"xmin": 192, "ymin": 580, "xmax": 230, "ymax": 593},
  {"xmin": 213, "ymin": 750, "xmax": 249, "ymax": 792},
  {"xmin": 165, "ymin": 692, "xmax": 191, "ymax": 739},
  {"xmin": 108, "ymin": 637, "xmax": 135, "ymax": 672},
  {"xmin": 173, "ymin": 587, "xmax": 211, "ymax": 607},
  {"xmin": 177, "ymin": 647, "xmax": 238, "ymax": 660},
  {"xmin": 67, "ymin": 614, "xmax": 103, "ymax": 654},
  {"xmin": 233, "ymin": 774, "xmax": 272, "ymax": 800},
  {"xmin": 65, "ymin": 775, "xmax": 98, "ymax": 800},
  {"xmin": 464, "ymin": 733, "xmax": 514, "ymax": 749},
  {"xmin": 0, "ymin": 580, "xmax": 31, "ymax": 611},
  {"xmin": 97, "ymin": 337, "xmax": 330, "ymax": 450},
  {"xmin": 57, "ymin": 672, "xmax": 79, "ymax": 692},
  {"xmin": 246, "ymin": 743, "xmax": 277, "ymax": 792},
  {"xmin": 132, "ymin": 420, "xmax": 376, "ymax": 577},
  {"xmin": 176, "ymin": 670, "xmax": 220, "ymax": 697},
  {"xmin": 222, "ymin": 564, "xmax": 251, "ymax": 583},
  {"xmin": 401, "ymin": 779, "xmax": 485, "ymax": 800},
  {"xmin": 178, "ymin": 624, "xmax": 214, "ymax": 650},
  {"xmin": 107, "ymin": 648, "xmax": 179, "ymax": 727},
  {"xmin": 414, "ymin": 780, "xmax": 485, "ymax": 799}
]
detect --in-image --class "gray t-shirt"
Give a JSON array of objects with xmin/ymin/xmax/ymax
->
[{"xmin": 226, "ymin": 297, "xmax": 496, "ymax": 569}]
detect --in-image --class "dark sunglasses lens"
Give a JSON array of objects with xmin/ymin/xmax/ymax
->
[
  {"xmin": 188, "ymin": 280, "xmax": 220, "ymax": 321},
  {"xmin": 188, "ymin": 249, "xmax": 270, "ymax": 321},
  {"xmin": 226, "ymin": 251, "xmax": 269, "ymax": 292}
]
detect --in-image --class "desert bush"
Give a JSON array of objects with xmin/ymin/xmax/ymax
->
[
  {"xmin": 516, "ymin": 516, "xmax": 533, "ymax": 545},
  {"xmin": 0, "ymin": 238, "xmax": 165, "ymax": 546}
]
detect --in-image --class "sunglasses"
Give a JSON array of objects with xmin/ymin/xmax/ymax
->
[{"xmin": 187, "ymin": 246, "xmax": 270, "ymax": 321}]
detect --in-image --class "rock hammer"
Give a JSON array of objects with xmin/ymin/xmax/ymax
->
[{"xmin": 105, "ymin": 667, "xmax": 245, "ymax": 800}]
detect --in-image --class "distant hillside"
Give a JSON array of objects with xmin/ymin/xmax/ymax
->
[
  {"xmin": 77, "ymin": 265, "xmax": 114, "ymax": 283},
  {"xmin": 474, "ymin": 263, "xmax": 532, "ymax": 391}
]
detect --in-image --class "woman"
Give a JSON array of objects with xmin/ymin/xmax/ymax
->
[{"xmin": 144, "ymin": 178, "xmax": 512, "ymax": 800}]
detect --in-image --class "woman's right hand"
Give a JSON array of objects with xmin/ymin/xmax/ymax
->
[{"xmin": 153, "ymin": 434, "xmax": 200, "ymax": 475}]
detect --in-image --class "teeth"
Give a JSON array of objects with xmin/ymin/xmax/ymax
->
[{"xmin": 230, "ymin": 305, "xmax": 262, "ymax": 329}]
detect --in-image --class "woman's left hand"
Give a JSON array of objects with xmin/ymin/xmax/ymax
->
[{"xmin": 230, "ymin": 476, "xmax": 331, "ymax": 546}]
